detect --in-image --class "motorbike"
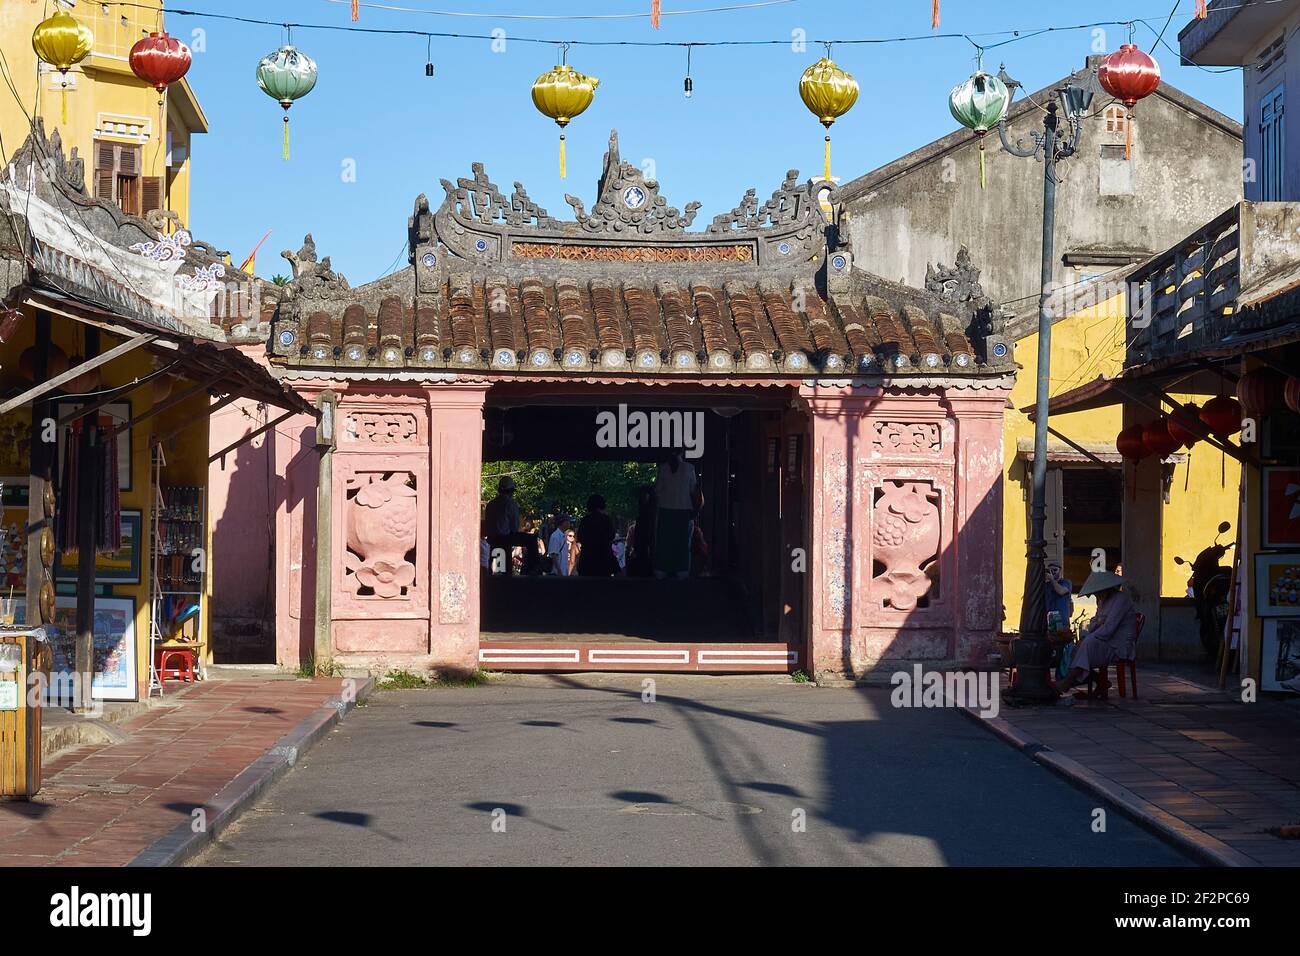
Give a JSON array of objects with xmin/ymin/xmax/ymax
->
[{"xmin": 1174, "ymin": 520, "xmax": 1234, "ymax": 659}]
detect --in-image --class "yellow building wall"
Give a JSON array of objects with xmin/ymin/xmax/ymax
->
[
  {"xmin": 1001, "ymin": 291, "xmax": 1242, "ymax": 629},
  {"xmin": 0, "ymin": 1, "xmax": 206, "ymax": 229}
]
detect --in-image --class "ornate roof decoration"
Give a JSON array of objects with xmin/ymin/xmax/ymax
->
[
  {"xmin": 925, "ymin": 245, "xmax": 987, "ymax": 307},
  {"xmin": 264, "ymin": 130, "xmax": 1014, "ymax": 382}
]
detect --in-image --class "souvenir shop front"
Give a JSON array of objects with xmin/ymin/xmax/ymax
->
[{"xmin": 0, "ymin": 124, "xmax": 311, "ymax": 704}]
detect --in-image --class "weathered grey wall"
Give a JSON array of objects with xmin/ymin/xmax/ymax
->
[{"xmin": 839, "ymin": 67, "xmax": 1243, "ymax": 334}]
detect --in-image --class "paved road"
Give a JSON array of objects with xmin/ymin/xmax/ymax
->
[{"xmin": 195, "ymin": 675, "xmax": 1190, "ymax": 866}]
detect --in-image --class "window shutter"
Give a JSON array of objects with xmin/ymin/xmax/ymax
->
[
  {"xmin": 95, "ymin": 170, "xmax": 114, "ymax": 200},
  {"xmin": 117, "ymin": 146, "xmax": 140, "ymax": 177},
  {"xmin": 95, "ymin": 141, "xmax": 116, "ymax": 172},
  {"xmin": 141, "ymin": 176, "xmax": 163, "ymax": 215}
]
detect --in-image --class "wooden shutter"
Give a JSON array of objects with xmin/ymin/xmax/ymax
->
[
  {"xmin": 117, "ymin": 146, "xmax": 139, "ymax": 177},
  {"xmin": 94, "ymin": 141, "xmax": 115, "ymax": 200},
  {"xmin": 141, "ymin": 177, "xmax": 163, "ymax": 215}
]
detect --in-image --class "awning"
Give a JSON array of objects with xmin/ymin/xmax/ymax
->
[{"xmin": 11, "ymin": 287, "xmax": 313, "ymax": 418}]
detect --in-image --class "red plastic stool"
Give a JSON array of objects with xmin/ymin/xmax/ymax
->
[{"xmin": 156, "ymin": 645, "xmax": 196, "ymax": 683}]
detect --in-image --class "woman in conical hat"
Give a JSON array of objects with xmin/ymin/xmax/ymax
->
[{"xmin": 1055, "ymin": 569, "xmax": 1139, "ymax": 700}]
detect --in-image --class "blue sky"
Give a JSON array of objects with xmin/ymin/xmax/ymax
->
[{"xmin": 179, "ymin": 0, "xmax": 1244, "ymax": 283}]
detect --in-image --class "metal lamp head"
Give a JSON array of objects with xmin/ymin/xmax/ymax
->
[{"xmin": 1059, "ymin": 82, "xmax": 1093, "ymax": 121}]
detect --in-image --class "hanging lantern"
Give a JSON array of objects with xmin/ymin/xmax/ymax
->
[
  {"xmin": 257, "ymin": 46, "xmax": 318, "ymax": 161},
  {"xmin": 799, "ymin": 57, "xmax": 859, "ymax": 181},
  {"xmin": 1097, "ymin": 44, "xmax": 1160, "ymax": 160},
  {"xmin": 1166, "ymin": 405, "xmax": 1201, "ymax": 448},
  {"xmin": 18, "ymin": 344, "xmax": 69, "ymax": 381},
  {"xmin": 1285, "ymin": 376, "xmax": 1300, "ymax": 415},
  {"xmin": 1116, "ymin": 424, "xmax": 1150, "ymax": 461},
  {"xmin": 31, "ymin": 9, "xmax": 94, "ymax": 126},
  {"xmin": 1199, "ymin": 395, "xmax": 1242, "ymax": 437},
  {"xmin": 531, "ymin": 64, "xmax": 599, "ymax": 179},
  {"xmin": 949, "ymin": 69, "xmax": 1010, "ymax": 189},
  {"xmin": 1236, "ymin": 367, "xmax": 1289, "ymax": 419},
  {"xmin": 1142, "ymin": 419, "xmax": 1182, "ymax": 459},
  {"xmin": 64, "ymin": 357, "xmax": 102, "ymax": 395},
  {"xmin": 129, "ymin": 32, "xmax": 192, "ymax": 99}
]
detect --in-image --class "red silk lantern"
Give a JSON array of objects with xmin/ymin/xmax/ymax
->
[
  {"xmin": 1098, "ymin": 44, "xmax": 1159, "ymax": 160},
  {"xmin": 1166, "ymin": 405, "xmax": 1200, "ymax": 448},
  {"xmin": 1097, "ymin": 45, "xmax": 1160, "ymax": 108},
  {"xmin": 1116, "ymin": 424, "xmax": 1150, "ymax": 460},
  {"xmin": 129, "ymin": 32, "xmax": 192, "ymax": 95},
  {"xmin": 1236, "ymin": 367, "xmax": 1288, "ymax": 418},
  {"xmin": 1142, "ymin": 419, "xmax": 1182, "ymax": 459},
  {"xmin": 1199, "ymin": 395, "xmax": 1242, "ymax": 436},
  {"xmin": 1285, "ymin": 376, "xmax": 1300, "ymax": 415}
]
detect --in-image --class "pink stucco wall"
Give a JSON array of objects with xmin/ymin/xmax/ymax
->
[{"xmin": 802, "ymin": 384, "xmax": 1008, "ymax": 678}]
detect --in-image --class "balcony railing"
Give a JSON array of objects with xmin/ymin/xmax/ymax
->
[{"xmin": 1127, "ymin": 201, "xmax": 1300, "ymax": 365}]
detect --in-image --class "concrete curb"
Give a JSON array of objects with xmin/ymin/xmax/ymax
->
[
  {"xmin": 127, "ymin": 677, "xmax": 375, "ymax": 868},
  {"xmin": 960, "ymin": 705, "xmax": 1257, "ymax": 868}
]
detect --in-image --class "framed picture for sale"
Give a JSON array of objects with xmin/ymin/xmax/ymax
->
[
  {"xmin": 55, "ymin": 510, "xmax": 143, "ymax": 584},
  {"xmin": 1260, "ymin": 618, "xmax": 1300, "ymax": 694},
  {"xmin": 1255, "ymin": 553, "xmax": 1300, "ymax": 617},
  {"xmin": 15, "ymin": 595, "xmax": 139, "ymax": 702},
  {"xmin": 1261, "ymin": 466, "xmax": 1300, "ymax": 548}
]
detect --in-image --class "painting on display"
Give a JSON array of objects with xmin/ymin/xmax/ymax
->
[
  {"xmin": 1262, "ymin": 466, "xmax": 1300, "ymax": 549},
  {"xmin": 13, "ymin": 595, "xmax": 138, "ymax": 702},
  {"xmin": 0, "ymin": 481, "xmax": 29, "ymax": 592},
  {"xmin": 53, "ymin": 400, "xmax": 132, "ymax": 492},
  {"xmin": 1255, "ymin": 553, "xmax": 1300, "ymax": 617},
  {"xmin": 0, "ymin": 411, "xmax": 32, "ymax": 476},
  {"xmin": 54, "ymin": 510, "xmax": 143, "ymax": 584},
  {"xmin": 1261, "ymin": 619, "xmax": 1300, "ymax": 694}
]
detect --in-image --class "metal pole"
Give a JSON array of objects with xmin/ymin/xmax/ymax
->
[
  {"xmin": 313, "ymin": 393, "xmax": 335, "ymax": 674},
  {"xmin": 1011, "ymin": 102, "xmax": 1060, "ymax": 701}
]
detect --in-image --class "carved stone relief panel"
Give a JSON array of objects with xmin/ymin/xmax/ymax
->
[
  {"xmin": 343, "ymin": 471, "xmax": 419, "ymax": 599},
  {"xmin": 343, "ymin": 411, "xmax": 419, "ymax": 446},
  {"xmin": 871, "ymin": 421, "xmax": 941, "ymax": 455},
  {"xmin": 869, "ymin": 480, "xmax": 941, "ymax": 612}
]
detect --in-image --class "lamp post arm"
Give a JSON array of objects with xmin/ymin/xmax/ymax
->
[{"xmin": 997, "ymin": 114, "xmax": 1043, "ymax": 159}]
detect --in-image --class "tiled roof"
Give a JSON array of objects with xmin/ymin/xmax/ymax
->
[{"xmin": 271, "ymin": 274, "xmax": 980, "ymax": 376}]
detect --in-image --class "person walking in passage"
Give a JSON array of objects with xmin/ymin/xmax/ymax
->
[
  {"xmin": 577, "ymin": 494, "xmax": 618, "ymax": 577},
  {"xmin": 547, "ymin": 515, "xmax": 574, "ymax": 577},
  {"xmin": 653, "ymin": 451, "xmax": 701, "ymax": 578}
]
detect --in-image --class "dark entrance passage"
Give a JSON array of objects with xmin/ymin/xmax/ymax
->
[{"xmin": 478, "ymin": 385, "xmax": 807, "ymax": 672}]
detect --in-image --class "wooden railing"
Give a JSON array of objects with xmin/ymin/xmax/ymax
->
[{"xmin": 1126, "ymin": 204, "xmax": 1241, "ymax": 365}]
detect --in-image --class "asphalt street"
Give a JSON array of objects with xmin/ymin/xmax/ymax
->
[{"xmin": 194, "ymin": 674, "xmax": 1191, "ymax": 866}]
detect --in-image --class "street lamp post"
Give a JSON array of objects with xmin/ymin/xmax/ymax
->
[{"xmin": 996, "ymin": 68, "xmax": 1093, "ymax": 702}]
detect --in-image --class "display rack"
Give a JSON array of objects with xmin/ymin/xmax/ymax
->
[{"xmin": 147, "ymin": 442, "xmax": 207, "ymax": 697}]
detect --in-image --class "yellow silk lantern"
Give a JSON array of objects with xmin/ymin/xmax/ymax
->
[
  {"xmin": 32, "ymin": 9, "xmax": 94, "ymax": 125},
  {"xmin": 531, "ymin": 64, "xmax": 599, "ymax": 179},
  {"xmin": 798, "ymin": 57, "xmax": 859, "ymax": 181}
]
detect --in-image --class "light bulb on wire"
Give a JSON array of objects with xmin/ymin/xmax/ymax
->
[{"xmin": 683, "ymin": 45, "xmax": 693, "ymax": 99}]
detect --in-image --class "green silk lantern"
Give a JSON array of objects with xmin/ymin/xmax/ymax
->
[
  {"xmin": 948, "ymin": 69, "xmax": 1010, "ymax": 189},
  {"xmin": 256, "ymin": 45, "xmax": 318, "ymax": 160}
]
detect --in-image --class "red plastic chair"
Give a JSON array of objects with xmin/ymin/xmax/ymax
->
[{"xmin": 1099, "ymin": 611, "xmax": 1144, "ymax": 699}]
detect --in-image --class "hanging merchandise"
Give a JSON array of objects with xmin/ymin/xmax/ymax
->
[
  {"xmin": 1199, "ymin": 395, "xmax": 1243, "ymax": 437},
  {"xmin": 56, "ymin": 426, "xmax": 77, "ymax": 554},
  {"xmin": 129, "ymin": 32, "xmax": 192, "ymax": 98},
  {"xmin": 948, "ymin": 61, "xmax": 1010, "ymax": 189},
  {"xmin": 99, "ymin": 425, "xmax": 121, "ymax": 555},
  {"xmin": 1116, "ymin": 423, "xmax": 1149, "ymax": 461},
  {"xmin": 1097, "ymin": 42, "xmax": 1160, "ymax": 160},
  {"xmin": 531, "ymin": 55, "xmax": 599, "ymax": 179},
  {"xmin": 1141, "ymin": 419, "xmax": 1181, "ymax": 459},
  {"xmin": 32, "ymin": 8, "xmax": 93, "ymax": 126},
  {"xmin": 256, "ymin": 44, "xmax": 319, "ymax": 160},
  {"xmin": 1236, "ymin": 367, "xmax": 1289, "ymax": 419},
  {"xmin": 798, "ymin": 53, "xmax": 859, "ymax": 181},
  {"xmin": 1166, "ymin": 405, "xmax": 1201, "ymax": 448}
]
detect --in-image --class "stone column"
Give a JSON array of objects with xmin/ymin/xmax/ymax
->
[{"xmin": 425, "ymin": 383, "xmax": 489, "ymax": 673}]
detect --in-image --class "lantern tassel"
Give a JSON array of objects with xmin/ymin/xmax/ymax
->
[
  {"xmin": 651, "ymin": 0, "xmax": 661, "ymax": 29},
  {"xmin": 979, "ymin": 138, "xmax": 986, "ymax": 190},
  {"xmin": 1194, "ymin": 0, "xmax": 1207, "ymax": 19},
  {"xmin": 824, "ymin": 135, "xmax": 831, "ymax": 181},
  {"xmin": 352, "ymin": 0, "xmax": 360, "ymax": 20},
  {"xmin": 61, "ymin": 86, "xmax": 68, "ymax": 126},
  {"xmin": 1125, "ymin": 108, "xmax": 1132, "ymax": 161},
  {"xmin": 560, "ymin": 133, "xmax": 566, "ymax": 179},
  {"xmin": 283, "ymin": 116, "xmax": 290, "ymax": 161},
  {"xmin": 932, "ymin": 0, "xmax": 939, "ymax": 29}
]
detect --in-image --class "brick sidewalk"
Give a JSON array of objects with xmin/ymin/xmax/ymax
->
[
  {"xmin": 0, "ymin": 676, "xmax": 352, "ymax": 867},
  {"xmin": 993, "ymin": 670, "xmax": 1300, "ymax": 866}
]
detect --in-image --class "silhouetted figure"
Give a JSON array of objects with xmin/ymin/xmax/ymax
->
[
  {"xmin": 625, "ymin": 485, "xmax": 656, "ymax": 578},
  {"xmin": 577, "ymin": 494, "xmax": 618, "ymax": 577}
]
